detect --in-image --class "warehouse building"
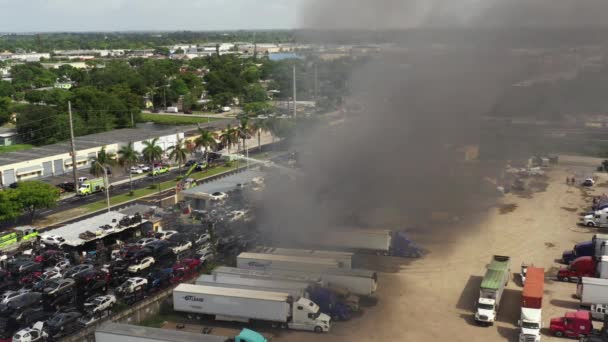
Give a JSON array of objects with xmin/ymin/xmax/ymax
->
[{"xmin": 0, "ymin": 124, "xmax": 196, "ymax": 186}]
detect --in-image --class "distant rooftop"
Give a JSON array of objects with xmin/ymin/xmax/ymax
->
[{"xmin": 45, "ymin": 211, "xmax": 147, "ymax": 247}]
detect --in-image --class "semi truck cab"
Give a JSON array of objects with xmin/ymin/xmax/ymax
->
[
  {"xmin": 562, "ymin": 241, "xmax": 594, "ymax": 264},
  {"xmin": 550, "ymin": 311, "xmax": 593, "ymax": 338},
  {"xmin": 476, "ymin": 297, "xmax": 497, "ymax": 324},
  {"xmin": 290, "ymin": 297, "xmax": 331, "ymax": 333},
  {"xmin": 557, "ymin": 256, "xmax": 596, "ymax": 282},
  {"xmin": 519, "ymin": 308, "xmax": 541, "ymax": 342}
]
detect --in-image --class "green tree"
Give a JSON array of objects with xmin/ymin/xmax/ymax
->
[
  {"xmin": 167, "ymin": 138, "xmax": 189, "ymax": 175},
  {"xmin": 90, "ymin": 146, "xmax": 116, "ymax": 178},
  {"xmin": 0, "ymin": 81, "xmax": 15, "ymax": 98},
  {"xmin": 243, "ymin": 84, "xmax": 268, "ymax": 103},
  {"xmin": 243, "ymin": 102, "xmax": 273, "ymax": 116},
  {"xmin": 251, "ymin": 119, "xmax": 267, "ymax": 151},
  {"xmin": 0, "ymin": 189, "xmax": 21, "ymax": 222},
  {"xmin": 237, "ymin": 117, "xmax": 253, "ymax": 153},
  {"xmin": 16, "ymin": 181, "xmax": 60, "ymax": 223},
  {"xmin": 118, "ymin": 142, "xmax": 141, "ymax": 192},
  {"xmin": 220, "ymin": 124, "xmax": 238, "ymax": 154},
  {"xmin": 195, "ymin": 129, "xmax": 218, "ymax": 167},
  {"xmin": 0, "ymin": 97, "xmax": 11, "ymax": 125},
  {"xmin": 142, "ymin": 138, "xmax": 164, "ymax": 188}
]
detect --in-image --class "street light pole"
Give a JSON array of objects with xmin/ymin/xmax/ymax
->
[{"xmin": 95, "ymin": 161, "xmax": 111, "ymax": 213}]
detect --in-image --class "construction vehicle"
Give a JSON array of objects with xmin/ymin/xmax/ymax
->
[{"xmin": 77, "ymin": 178, "xmax": 105, "ymax": 196}]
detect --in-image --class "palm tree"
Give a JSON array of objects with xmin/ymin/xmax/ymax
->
[
  {"xmin": 237, "ymin": 117, "xmax": 253, "ymax": 153},
  {"xmin": 167, "ymin": 138, "xmax": 188, "ymax": 175},
  {"xmin": 194, "ymin": 128, "xmax": 217, "ymax": 168},
  {"xmin": 251, "ymin": 119, "xmax": 266, "ymax": 152},
  {"xmin": 220, "ymin": 124, "xmax": 238, "ymax": 155},
  {"xmin": 118, "ymin": 142, "xmax": 140, "ymax": 192},
  {"xmin": 142, "ymin": 138, "xmax": 164, "ymax": 188},
  {"xmin": 90, "ymin": 146, "xmax": 116, "ymax": 178}
]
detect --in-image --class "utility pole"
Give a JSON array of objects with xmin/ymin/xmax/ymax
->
[
  {"xmin": 130, "ymin": 111, "xmax": 135, "ymax": 128},
  {"xmin": 68, "ymin": 101, "xmax": 78, "ymax": 188},
  {"xmin": 314, "ymin": 63, "xmax": 318, "ymax": 101},
  {"xmin": 292, "ymin": 63, "xmax": 297, "ymax": 119}
]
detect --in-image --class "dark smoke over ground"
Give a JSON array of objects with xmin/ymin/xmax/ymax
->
[{"xmin": 256, "ymin": 0, "xmax": 608, "ymax": 241}]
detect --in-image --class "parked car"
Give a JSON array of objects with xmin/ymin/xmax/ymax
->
[
  {"xmin": 151, "ymin": 167, "xmax": 169, "ymax": 176},
  {"xmin": 40, "ymin": 235, "xmax": 65, "ymax": 247},
  {"xmin": 138, "ymin": 164, "xmax": 151, "ymax": 172},
  {"xmin": 0, "ymin": 292, "xmax": 42, "ymax": 315},
  {"xmin": 196, "ymin": 249, "xmax": 215, "ymax": 264},
  {"xmin": 136, "ymin": 238, "xmax": 158, "ymax": 247},
  {"xmin": 32, "ymin": 279, "xmax": 56, "ymax": 293},
  {"xmin": 143, "ymin": 240, "xmax": 172, "ymax": 259},
  {"xmin": 14, "ymin": 307, "xmax": 52, "ymax": 327},
  {"xmin": 127, "ymin": 257, "xmax": 155, "ymax": 273},
  {"xmin": 130, "ymin": 167, "xmax": 143, "ymax": 174},
  {"xmin": 0, "ymin": 290, "xmax": 28, "ymax": 305},
  {"xmin": 185, "ymin": 160, "xmax": 197, "ymax": 168},
  {"xmin": 46, "ymin": 311, "xmax": 82, "ymax": 336},
  {"xmin": 209, "ymin": 192, "xmax": 228, "ymax": 201},
  {"xmin": 169, "ymin": 240, "xmax": 192, "ymax": 254},
  {"xmin": 145, "ymin": 269, "xmax": 173, "ymax": 290},
  {"xmin": 42, "ymin": 279, "xmax": 75, "ymax": 296},
  {"xmin": 63, "ymin": 264, "xmax": 94, "ymax": 278},
  {"xmin": 50, "ymin": 259, "xmax": 71, "ymax": 273},
  {"xmin": 155, "ymin": 230, "xmax": 178, "ymax": 240},
  {"xmin": 38, "ymin": 270, "xmax": 62, "ymax": 282},
  {"xmin": 115, "ymin": 277, "xmax": 147, "ymax": 295},
  {"xmin": 583, "ymin": 178, "xmax": 595, "ymax": 187},
  {"xmin": 12, "ymin": 321, "xmax": 47, "ymax": 342},
  {"xmin": 83, "ymin": 295, "xmax": 116, "ymax": 314},
  {"xmin": 12, "ymin": 262, "xmax": 42, "ymax": 276}
]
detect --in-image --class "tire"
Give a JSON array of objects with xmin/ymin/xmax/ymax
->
[
  {"xmin": 314, "ymin": 326, "xmax": 323, "ymax": 334},
  {"xmin": 554, "ymin": 331, "xmax": 564, "ymax": 337},
  {"xmin": 587, "ymin": 222, "xmax": 595, "ymax": 227},
  {"xmin": 557, "ymin": 276, "xmax": 565, "ymax": 282}
]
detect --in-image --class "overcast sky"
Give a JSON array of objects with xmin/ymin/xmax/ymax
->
[{"xmin": 0, "ymin": 0, "xmax": 303, "ymax": 32}]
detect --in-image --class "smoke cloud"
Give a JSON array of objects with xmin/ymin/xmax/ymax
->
[{"xmin": 256, "ymin": 0, "xmax": 608, "ymax": 243}]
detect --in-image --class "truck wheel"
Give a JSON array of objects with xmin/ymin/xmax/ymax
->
[
  {"xmin": 554, "ymin": 331, "xmax": 564, "ymax": 337},
  {"xmin": 314, "ymin": 326, "xmax": 323, "ymax": 334},
  {"xmin": 587, "ymin": 222, "xmax": 595, "ymax": 227}
]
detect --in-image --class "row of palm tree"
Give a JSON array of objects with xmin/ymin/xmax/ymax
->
[{"xmin": 88, "ymin": 118, "xmax": 283, "ymax": 194}]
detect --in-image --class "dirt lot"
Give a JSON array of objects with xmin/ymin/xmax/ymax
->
[
  {"xmin": 161, "ymin": 156, "xmax": 608, "ymax": 342},
  {"xmin": 275, "ymin": 157, "xmax": 605, "ymax": 342}
]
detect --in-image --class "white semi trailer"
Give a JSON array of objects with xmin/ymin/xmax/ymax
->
[
  {"xmin": 217, "ymin": 265, "xmax": 378, "ymax": 296},
  {"xmin": 237, "ymin": 252, "xmax": 348, "ymax": 272},
  {"xmin": 172, "ymin": 284, "xmax": 331, "ymax": 333},
  {"xmin": 253, "ymin": 247, "xmax": 353, "ymax": 269}
]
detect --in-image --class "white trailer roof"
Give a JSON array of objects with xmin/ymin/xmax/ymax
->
[
  {"xmin": 46, "ymin": 211, "xmax": 146, "ymax": 247},
  {"xmin": 580, "ymin": 277, "xmax": 608, "ymax": 285},
  {"xmin": 213, "ymin": 266, "xmax": 324, "ymax": 283},
  {"xmin": 238, "ymin": 252, "xmax": 340, "ymax": 266},
  {"xmin": 175, "ymin": 284, "xmax": 290, "ymax": 301},
  {"xmin": 96, "ymin": 322, "xmax": 226, "ymax": 342},
  {"xmin": 254, "ymin": 246, "xmax": 353, "ymax": 259},
  {"xmin": 198, "ymin": 274, "xmax": 310, "ymax": 291}
]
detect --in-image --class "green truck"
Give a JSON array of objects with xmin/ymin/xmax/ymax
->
[
  {"xmin": 0, "ymin": 227, "xmax": 39, "ymax": 253},
  {"xmin": 77, "ymin": 178, "xmax": 106, "ymax": 196},
  {"xmin": 475, "ymin": 255, "xmax": 511, "ymax": 325}
]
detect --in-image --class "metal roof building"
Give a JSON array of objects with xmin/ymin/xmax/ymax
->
[{"xmin": 0, "ymin": 120, "xmax": 232, "ymax": 186}]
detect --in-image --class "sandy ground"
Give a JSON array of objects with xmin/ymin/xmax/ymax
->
[
  {"xmin": 270, "ymin": 158, "xmax": 605, "ymax": 342},
  {"xmin": 161, "ymin": 156, "xmax": 608, "ymax": 342}
]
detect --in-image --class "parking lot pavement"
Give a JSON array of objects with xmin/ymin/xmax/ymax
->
[{"xmin": 268, "ymin": 164, "xmax": 597, "ymax": 342}]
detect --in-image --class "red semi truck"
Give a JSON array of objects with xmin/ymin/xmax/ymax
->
[
  {"xmin": 550, "ymin": 310, "xmax": 593, "ymax": 338},
  {"xmin": 557, "ymin": 257, "xmax": 597, "ymax": 282}
]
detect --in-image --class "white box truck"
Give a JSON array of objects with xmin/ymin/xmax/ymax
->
[
  {"xmin": 253, "ymin": 247, "xmax": 353, "ymax": 269},
  {"xmin": 577, "ymin": 277, "xmax": 608, "ymax": 308},
  {"xmin": 237, "ymin": 252, "xmax": 348, "ymax": 272},
  {"xmin": 475, "ymin": 255, "xmax": 511, "ymax": 326},
  {"xmin": 173, "ymin": 284, "xmax": 331, "ymax": 333}
]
